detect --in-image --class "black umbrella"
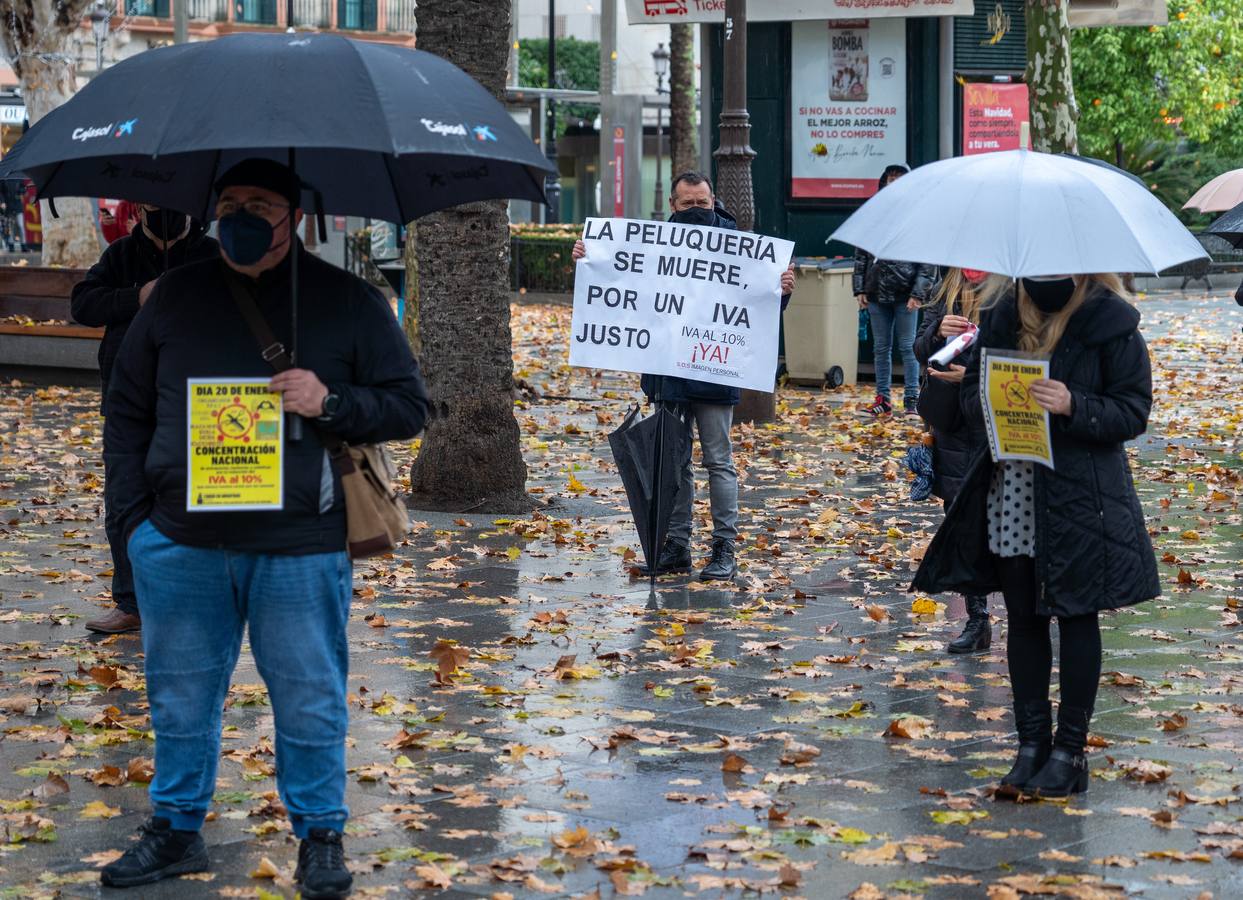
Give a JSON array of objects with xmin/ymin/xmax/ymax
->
[
  {"xmin": 0, "ymin": 33, "xmax": 551, "ymax": 222},
  {"xmin": 1204, "ymin": 203, "xmax": 1243, "ymax": 249},
  {"xmin": 608, "ymin": 404, "xmax": 689, "ymax": 586},
  {"xmin": 0, "ymin": 33, "xmax": 551, "ymax": 441}
]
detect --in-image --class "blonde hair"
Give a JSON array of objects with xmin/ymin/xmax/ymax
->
[
  {"xmin": 931, "ymin": 268, "xmax": 1007, "ymax": 324},
  {"xmin": 1016, "ymin": 273, "xmax": 1128, "ymax": 355}
]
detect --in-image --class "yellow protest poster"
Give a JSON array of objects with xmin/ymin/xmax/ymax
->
[
  {"xmin": 980, "ymin": 349, "xmax": 1054, "ymax": 469},
  {"xmin": 186, "ymin": 379, "xmax": 284, "ymax": 511}
]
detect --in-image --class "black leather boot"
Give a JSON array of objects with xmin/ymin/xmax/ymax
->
[
  {"xmin": 700, "ymin": 539, "xmax": 737, "ymax": 581},
  {"xmin": 1027, "ymin": 704, "xmax": 1092, "ymax": 798},
  {"xmin": 638, "ymin": 539, "xmax": 692, "ymax": 576},
  {"xmin": 947, "ymin": 595, "xmax": 991, "ymax": 654},
  {"xmin": 999, "ymin": 699, "xmax": 1052, "ymax": 791}
]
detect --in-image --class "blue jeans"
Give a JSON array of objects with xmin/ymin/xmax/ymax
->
[
  {"xmin": 128, "ymin": 520, "xmax": 352, "ymax": 838},
  {"xmin": 867, "ymin": 300, "xmax": 920, "ymax": 403}
]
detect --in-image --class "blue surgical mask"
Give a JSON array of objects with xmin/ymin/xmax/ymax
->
[
  {"xmin": 218, "ymin": 209, "xmax": 286, "ymax": 266},
  {"xmin": 670, "ymin": 206, "xmax": 717, "ymax": 228}
]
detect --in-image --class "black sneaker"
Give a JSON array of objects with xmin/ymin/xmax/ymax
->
[
  {"xmin": 865, "ymin": 394, "xmax": 893, "ymax": 418},
  {"xmin": 904, "ymin": 396, "xmax": 920, "ymax": 416},
  {"xmin": 700, "ymin": 539, "xmax": 738, "ymax": 581},
  {"xmin": 296, "ymin": 828, "xmax": 353, "ymax": 899},
  {"xmin": 638, "ymin": 538, "xmax": 692, "ymax": 576},
  {"xmin": 100, "ymin": 817, "xmax": 209, "ymax": 888}
]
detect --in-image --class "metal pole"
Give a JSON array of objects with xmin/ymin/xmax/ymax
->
[
  {"xmin": 713, "ymin": 0, "xmax": 755, "ymax": 232},
  {"xmin": 599, "ymin": 0, "xmax": 617, "ymax": 218},
  {"xmin": 652, "ymin": 104, "xmax": 664, "ymax": 220},
  {"xmin": 715, "ymin": 0, "xmax": 770, "ymax": 423},
  {"xmin": 545, "ymin": 0, "xmax": 562, "ymax": 222},
  {"xmin": 938, "ymin": 17, "xmax": 954, "ymax": 159},
  {"xmin": 174, "ymin": 0, "xmax": 188, "ymax": 43}
]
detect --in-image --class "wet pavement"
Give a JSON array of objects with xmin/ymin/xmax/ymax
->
[{"xmin": 0, "ymin": 291, "xmax": 1240, "ymax": 898}]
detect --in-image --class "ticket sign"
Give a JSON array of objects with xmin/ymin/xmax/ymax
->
[
  {"xmin": 980, "ymin": 350, "xmax": 1054, "ymax": 469},
  {"xmin": 186, "ymin": 379, "xmax": 284, "ymax": 511}
]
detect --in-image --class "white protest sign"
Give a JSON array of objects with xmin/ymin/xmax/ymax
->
[{"xmin": 569, "ymin": 217, "xmax": 794, "ymax": 392}]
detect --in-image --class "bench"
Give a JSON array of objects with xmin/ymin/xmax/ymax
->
[
  {"xmin": 1165, "ymin": 233, "xmax": 1243, "ymax": 291},
  {"xmin": 0, "ymin": 266, "xmax": 101, "ymax": 379}
]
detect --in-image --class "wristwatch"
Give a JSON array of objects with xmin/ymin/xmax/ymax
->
[{"xmin": 318, "ymin": 391, "xmax": 341, "ymax": 422}]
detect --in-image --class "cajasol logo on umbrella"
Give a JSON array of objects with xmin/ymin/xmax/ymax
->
[
  {"xmin": 71, "ymin": 118, "xmax": 137, "ymax": 142},
  {"xmin": 420, "ymin": 118, "xmax": 500, "ymax": 143}
]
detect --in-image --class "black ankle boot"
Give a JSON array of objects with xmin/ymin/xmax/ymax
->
[
  {"xmin": 999, "ymin": 699, "xmax": 1052, "ymax": 791},
  {"xmin": 947, "ymin": 595, "xmax": 991, "ymax": 654},
  {"xmin": 1027, "ymin": 704, "xmax": 1092, "ymax": 798},
  {"xmin": 639, "ymin": 539, "xmax": 692, "ymax": 576},
  {"xmin": 100, "ymin": 817, "xmax": 209, "ymax": 887}
]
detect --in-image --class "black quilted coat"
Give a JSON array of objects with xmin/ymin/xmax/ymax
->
[{"xmin": 912, "ymin": 287, "xmax": 1161, "ymax": 618}]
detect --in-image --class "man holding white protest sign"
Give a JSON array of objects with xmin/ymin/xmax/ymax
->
[{"xmin": 572, "ymin": 172, "xmax": 795, "ymax": 580}]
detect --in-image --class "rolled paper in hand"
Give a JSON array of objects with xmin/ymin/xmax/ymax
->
[{"xmin": 929, "ymin": 323, "xmax": 979, "ymax": 369}]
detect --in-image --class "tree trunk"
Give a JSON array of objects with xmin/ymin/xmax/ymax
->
[
  {"xmin": 408, "ymin": 0, "xmax": 530, "ymax": 512},
  {"xmin": 0, "ymin": 0, "xmax": 102, "ymax": 267},
  {"xmin": 669, "ymin": 23, "xmax": 698, "ymax": 177},
  {"xmin": 401, "ymin": 223, "xmax": 420, "ymax": 356},
  {"xmin": 1024, "ymin": 0, "xmax": 1078, "ymax": 154}
]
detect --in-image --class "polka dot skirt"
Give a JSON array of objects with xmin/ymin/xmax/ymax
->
[{"xmin": 987, "ymin": 460, "xmax": 1035, "ymax": 558}]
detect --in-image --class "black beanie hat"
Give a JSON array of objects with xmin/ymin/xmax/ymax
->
[{"xmin": 214, "ymin": 158, "xmax": 303, "ymax": 208}]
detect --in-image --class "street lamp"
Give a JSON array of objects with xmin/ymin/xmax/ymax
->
[
  {"xmin": 88, "ymin": 1, "xmax": 112, "ymax": 75},
  {"xmin": 544, "ymin": 0, "xmax": 562, "ymax": 223},
  {"xmin": 651, "ymin": 42, "xmax": 670, "ymax": 221},
  {"xmin": 88, "ymin": 1, "xmax": 112, "ymax": 72}
]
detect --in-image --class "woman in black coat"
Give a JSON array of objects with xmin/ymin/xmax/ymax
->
[
  {"xmin": 913, "ymin": 269, "xmax": 997, "ymax": 654},
  {"xmin": 914, "ymin": 273, "xmax": 1159, "ymax": 798}
]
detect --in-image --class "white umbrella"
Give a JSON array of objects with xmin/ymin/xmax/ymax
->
[
  {"xmin": 1184, "ymin": 168, "xmax": 1243, "ymax": 213},
  {"xmin": 831, "ymin": 150, "xmax": 1206, "ymax": 278}
]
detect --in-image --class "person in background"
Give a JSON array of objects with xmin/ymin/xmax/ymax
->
[
  {"xmin": 913, "ymin": 268, "xmax": 1001, "ymax": 654},
  {"xmin": 71, "ymin": 205, "xmax": 219, "ymax": 635},
  {"xmin": 852, "ymin": 164, "xmax": 938, "ymax": 418},
  {"xmin": 915, "ymin": 272, "xmax": 1158, "ymax": 798},
  {"xmin": 100, "ymin": 199, "xmax": 139, "ymax": 245}
]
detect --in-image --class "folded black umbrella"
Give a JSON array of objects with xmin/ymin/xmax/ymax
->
[
  {"xmin": 0, "ymin": 32, "xmax": 551, "ymax": 223},
  {"xmin": 608, "ymin": 405, "xmax": 688, "ymax": 584},
  {"xmin": 1205, "ymin": 204, "xmax": 1243, "ymax": 249}
]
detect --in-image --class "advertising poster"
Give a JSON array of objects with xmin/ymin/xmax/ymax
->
[
  {"xmin": 963, "ymin": 83, "xmax": 1030, "ymax": 155},
  {"xmin": 791, "ymin": 18, "xmax": 907, "ymax": 200}
]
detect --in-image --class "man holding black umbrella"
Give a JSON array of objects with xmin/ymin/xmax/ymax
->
[
  {"xmin": 100, "ymin": 159, "xmax": 429, "ymax": 896},
  {"xmin": 574, "ymin": 172, "xmax": 795, "ymax": 581},
  {"xmin": 72, "ymin": 204, "xmax": 218, "ymax": 636}
]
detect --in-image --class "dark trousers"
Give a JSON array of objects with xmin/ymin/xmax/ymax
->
[
  {"xmin": 103, "ymin": 459, "xmax": 138, "ymax": 616},
  {"xmin": 996, "ymin": 555, "xmax": 1100, "ymax": 710}
]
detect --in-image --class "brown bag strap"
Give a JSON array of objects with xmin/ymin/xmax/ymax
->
[{"xmin": 223, "ymin": 268, "xmax": 347, "ymax": 456}]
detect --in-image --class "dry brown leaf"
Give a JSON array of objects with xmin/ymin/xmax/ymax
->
[
  {"xmin": 429, "ymin": 639, "xmax": 471, "ymax": 685},
  {"xmin": 884, "ymin": 716, "xmax": 934, "ymax": 740},
  {"xmin": 721, "ymin": 753, "xmax": 749, "ymax": 773},
  {"xmin": 249, "ymin": 856, "xmax": 280, "ymax": 879}
]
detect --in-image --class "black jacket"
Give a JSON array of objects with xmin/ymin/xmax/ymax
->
[
  {"xmin": 912, "ymin": 287, "xmax": 1160, "ymax": 618},
  {"xmin": 71, "ymin": 224, "xmax": 219, "ymax": 413},
  {"xmin": 913, "ymin": 300, "xmax": 987, "ymax": 504},
  {"xmin": 852, "ymin": 249, "xmax": 937, "ymax": 305},
  {"xmin": 104, "ymin": 245, "xmax": 429, "ymax": 556},
  {"xmin": 639, "ymin": 204, "xmax": 790, "ymax": 406}
]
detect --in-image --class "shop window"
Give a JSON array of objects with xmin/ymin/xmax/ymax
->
[
  {"xmin": 127, "ymin": 0, "xmax": 170, "ymax": 16},
  {"xmin": 338, "ymin": 0, "xmax": 377, "ymax": 30}
]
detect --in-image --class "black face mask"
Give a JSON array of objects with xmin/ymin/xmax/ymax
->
[
  {"xmin": 669, "ymin": 206, "xmax": 717, "ymax": 228},
  {"xmin": 143, "ymin": 209, "xmax": 188, "ymax": 242},
  {"xmin": 1021, "ymin": 277, "xmax": 1076, "ymax": 313}
]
